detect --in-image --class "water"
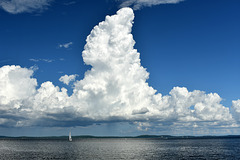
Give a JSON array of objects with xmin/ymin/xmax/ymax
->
[{"xmin": 1, "ymin": 138, "xmax": 240, "ymax": 159}]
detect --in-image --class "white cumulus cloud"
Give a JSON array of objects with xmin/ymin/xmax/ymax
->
[
  {"xmin": 232, "ymin": 100, "xmax": 240, "ymax": 122},
  {"xmin": 118, "ymin": 0, "xmax": 184, "ymax": 10},
  {"xmin": 0, "ymin": 8, "xmax": 240, "ymax": 134},
  {"xmin": 59, "ymin": 74, "xmax": 78, "ymax": 85},
  {"xmin": 0, "ymin": 65, "xmax": 37, "ymax": 126},
  {"xmin": 0, "ymin": 65, "xmax": 37, "ymax": 106},
  {"xmin": 0, "ymin": 0, "xmax": 53, "ymax": 14}
]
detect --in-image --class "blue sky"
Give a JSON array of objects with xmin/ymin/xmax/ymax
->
[{"xmin": 0, "ymin": 0, "xmax": 240, "ymax": 136}]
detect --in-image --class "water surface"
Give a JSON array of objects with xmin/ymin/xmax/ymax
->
[{"xmin": 1, "ymin": 138, "xmax": 240, "ymax": 159}]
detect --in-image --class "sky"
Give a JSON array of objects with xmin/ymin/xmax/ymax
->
[{"xmin": 0, "ymin": 0, "xmax": 240, "ymax": 137}]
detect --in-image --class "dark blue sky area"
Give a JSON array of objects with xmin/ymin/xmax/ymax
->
[{"xmin": 133, "ymin": 0, "xmax": 240, "ymax": 106}]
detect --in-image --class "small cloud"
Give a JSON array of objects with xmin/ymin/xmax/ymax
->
[
  {"xmin": 59, "ymin": 58, "xmax": 65, "ymax": 61},
  {"xmin": 59, "ymin": 42, "xmax": 73, "ymax": 49},
  {"xmin": 30, "ymin": 65, "xmax": 39, "ymax": 72},
  {"xmin": 29, "ymin": 58, "xmax": 54, "ymax": 63},
  {"xmin": 29, "ymin": 58, "xmax": 39, "ymax": 62},
  {"xmin": 63, "ymin": 1, "xmax": 76, "ymax": 6},
  {"xmin": 59, "ymin": 74, "xmax": 78, "ymax": 85},
  {"xmin": 42, "ymin": 59, "xmax": 53, "ymax": 63},
  {"xmin": 118, "ymin": 0, "xmax": 184, "ymax": 10},
  {"xmin": 0, "ymin": 0, "xmax": 54, "ymax": 14}
]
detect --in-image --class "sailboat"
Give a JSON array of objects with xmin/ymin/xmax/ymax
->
[{"xmin": 69, "ymin": 131, "xmax": 72, "ymax": 142}]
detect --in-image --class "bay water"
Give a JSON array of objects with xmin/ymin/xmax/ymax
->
[{"xmin": 1, "ymin": 138, "xmax": 240, "ymax": 159}]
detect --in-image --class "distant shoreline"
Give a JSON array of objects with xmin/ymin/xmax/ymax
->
[{"xmin": 1, "ymin": 135, "xmax": 240, "ymax": 140}]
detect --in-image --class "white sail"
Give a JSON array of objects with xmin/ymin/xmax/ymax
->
[{"xmin": 69, "ymin": 131, "xmax": 72, "ymax": 141}]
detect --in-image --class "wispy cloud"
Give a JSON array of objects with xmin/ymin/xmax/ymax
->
[
  {"xmin": 0, "ymin": 59, "xmax": 12, "ymax": 63},
  {"xmin": 63, "ymin": 1, "xmax": 76, "ymax": 6},
  {"xmin": 118, "ymin": 0, "xmax": 184, "ymax": 10},
  {"xmin": 0, "ymin": 0, "xmax": 54, "ymax": 14},
  {"xmin": 29, "ymin": 58, "xmax": 54, "ymax": 63},
  {"xmin": 30, "ymin": 64, "xmax": 39, "ymax": 71},
  {"xmin": 58, "ymin": 42, "xmax": 73, "ymax": 49}
]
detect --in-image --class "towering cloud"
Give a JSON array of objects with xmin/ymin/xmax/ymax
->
[
  {"xmin": 72, "ymin": 8, "xmax": 156, "ymax": 120},
  {"xmin": 0, "ymin": 8, "xmax": 239, "ymax": 134}
]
